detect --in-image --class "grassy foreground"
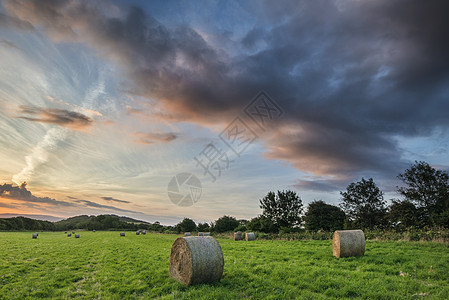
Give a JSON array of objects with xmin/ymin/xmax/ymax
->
[{"xmin": 1, "ymin": 232, "xmax": 448, "ymax": 299}]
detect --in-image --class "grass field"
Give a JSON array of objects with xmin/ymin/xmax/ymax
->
[{"xmin": 1, "ymin": 232, "xmax": 449, "ymax": 299}]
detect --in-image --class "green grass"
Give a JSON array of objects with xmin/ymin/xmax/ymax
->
[{"xmin": 1, "ymin": 232, "xmax": 448, "ymax": 299}]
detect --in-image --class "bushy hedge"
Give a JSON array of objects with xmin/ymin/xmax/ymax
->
[{"xmin": 215, "ymin": 227, "xmax": 449, "ymax": 243}]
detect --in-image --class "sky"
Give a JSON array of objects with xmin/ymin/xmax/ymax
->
[{"xmin": 0, "ymin": 0, "xmax": 448, "ymax": 225}]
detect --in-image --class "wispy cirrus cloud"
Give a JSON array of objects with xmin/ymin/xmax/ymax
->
[
  {"xmin": 293, "ymin": 178, "xmax": 347, "ymax": 193},
  {"xmin": 12, "ymin": 127, "xmax": 67, "ymax": 185},
  {"xmin": 101, "ymin": 196, "xmax": 130, "ymax": 204},
  {"xmin": 0, "ymin": 39, "xmax": 21, "ymax": 50},
  {"xmin": 17, "ymin": 105, "xmax": 93, "ymax": 130},
  {"xmin": 72, "ymin": 199, "xmax": 140, "ymax": 214}
]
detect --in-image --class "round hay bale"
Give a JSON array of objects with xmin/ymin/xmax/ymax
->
[
  {"xmin": 332, "ymin": 230, "xmax": 365, "ymax": 258},
  {"xmin": 35, "ymin": 233, "xmax": 39, "ymax": 236},
  {"xmin": 67, "ymin": 233, "xmax": 71, "ymax": 237},
  {"xmin": 203, "ymin": 232, "xmax": 210, "ymax": 236},
  {"xmin": 245, "ymin": 232, "xmax": 255, "ymax": 241},
  {"xmin": 93, "ymin": 230, "xmax": 96, "ymax": 232},
  {"xmin": 169, "ymin": 236, "xmax": 224, "ymax": 286},
  {"xmin": 234, "ymin": 231, "xmax": 243, "ymax": 241},
  {"xmin": 64, "ymin": 231, "xmax": 67, "ymax": 234},
  {"xmin": 197, "ymin": 232, "xmax": 204, "ymax": 236},
  {"xmin": 136, "ymin": 231, "xmax": 140, "ymax": 235},
  {"xmin": 75, "ymin": 234, "xmax": 80, "ymax": 238},
  {"xmin": 120, "ymin": 232, "xmax": 125, "ymax": 237},
  {"xmin": 72, "ymin": 231, "xmax": 75, "ymax": 234},
  {"xmin": 142, "ymin": 230, "xmax": 147, "ymax": 235},
  {"xmin": 185, "ymin": 232, "xmax": 191, "ymax": 236},
  {"xmin": 32, "ymin": 233, "xmax": 38, "ymax": 239}
]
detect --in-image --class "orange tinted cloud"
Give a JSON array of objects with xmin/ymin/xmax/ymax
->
[
  {"xmin": 17, "ymin": 105, "xmax": 93, "ymax": 130},
  {"xmin": 133, "ymin": 131, "xmax": 177, "ymax": 144}
]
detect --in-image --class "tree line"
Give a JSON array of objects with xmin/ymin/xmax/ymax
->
[
  {"xmin": 175, "ymin": 161, "xmax": 449, "ymax": 233},
  {"xmin": 1, "ymin": 161, "xmax": 447, "ymax": 233}
]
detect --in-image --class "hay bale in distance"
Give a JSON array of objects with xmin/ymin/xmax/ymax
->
[
  {"xmin": 92, "ymin": 230, "xmax": 96, "ymax": 232},
  {"xmin": 75, "ymin": 234, "xmax": 80, "ymax": 238},
  {"xmin": 120, "ymin": 232, "xmax": 125, "ymax": 237},
  {"xmin": 136, "ymin": 231, "xmax": 140, "ymax": 235},
  {"xmin": 64, "ymin": 231, "xmax": 67, "ymax": 234},
  {"xmin": 32, "ymin": 233, "xmax": 38, "ymax": 239},
  {"xmin": 332, "ymin": 230, "xmax": 365, "ymax": 258},
  {"xmin": 72, "ymin": 231, "xmax": 75, "ymax": 234},
  {"xmin": 203, "ymin": 232, "xmax": 210, "ymax": 236},
  {"xmin": 185, "ymin": 232, "xmax": 191, "ymax": 236},
  {"xmin": 245, "ymin": 232, "xmax": 255, "ymax": 241},
  {"xmin": 142, "ymin": 230, "xmax": 147, "ymax": 235},
  {"xmin": 169, "ymin": 236, "xmax": 224, "ymax": 286},
  {"xmin": 234, "ymin": 231, "xmax": 243, "ymax": 241},
  {"xmin": 197, "ymin": 232, "xmax": 204, "ymax": 236}
]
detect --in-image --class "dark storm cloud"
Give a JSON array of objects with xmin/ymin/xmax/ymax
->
[
  {"xmin": 101, "ymin": 196, "xmax": 130, "ymax": 204},
  {"xmin": 18, "ymin": 106, "xmax": 93, "ymax": 129},
  {"xmin": 0, "ymin": 182, "xmax": 74, "ymax": 206},
  {"xmin": 4, "ymin": 0, "xmax": 449, "ymax": 184}
]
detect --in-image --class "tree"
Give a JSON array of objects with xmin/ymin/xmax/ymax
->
[
  {"xmin": 149, "ymin": 221, "xmax": 164, "ymax": 232},
  {"xmin": 303, "ymin": 200, "xmax": 345, "ymax": 231},
  {"xmin": 259, "ymin": 190, "xmax": 303, "ymax": 229},
  {"xmin": 340, "ymin": 178, "xmax": 387, "ymax": 229},
  {"xmin": 387, "ymin": 200, "xmax": 419, "ymax": 229},
  {"xmin": 397, "ymin": 161, "xmax": 449, "ymax": 227},
  {"xmin": 176, "ymin": 218, "xmax": 197, "ymax": 232},
  {"xmin": 197, "ymin": 222, "xmax": 210, "ymax": 232},
  {"xmin": 246, "ymin": 215, "xmax": 277, "ymax": 233},
  {"xmin": 213, "ymin": 216, "xmax": 239, "ymax": 233}
]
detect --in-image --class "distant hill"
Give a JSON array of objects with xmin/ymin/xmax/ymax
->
[
  {"xmin": 53, "ymin": 214, "xmax": 151, "ymax": 231},
  {"xmin": 0, "ymin": 214, "xmax": 153, "ymax": 231},
  {"xmin": 0, "ymin": 213, "xmax": 64, "ymax": 222}
]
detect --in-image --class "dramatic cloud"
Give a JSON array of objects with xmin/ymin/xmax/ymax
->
[
  {"xmin": 133, "ymin": 132, "xmax": 177, "ymax": 144},
  {"xmin": 4, "ymin": 0, "xmax": 449, "ymax": 185},
  {"xmin": 0, "ymin": 182, "xmax": 74, "ymax": 206},
  {"xmin": 0, "ymin": 183, "xmax": 141, "ymax": 214},
  {"xmin": 18, "ymin": 105, "xmax": 93, "ymax": 129},
  {"xmin": 101, "ymin": 196, "xmax": 130, "ymax": 204}
]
